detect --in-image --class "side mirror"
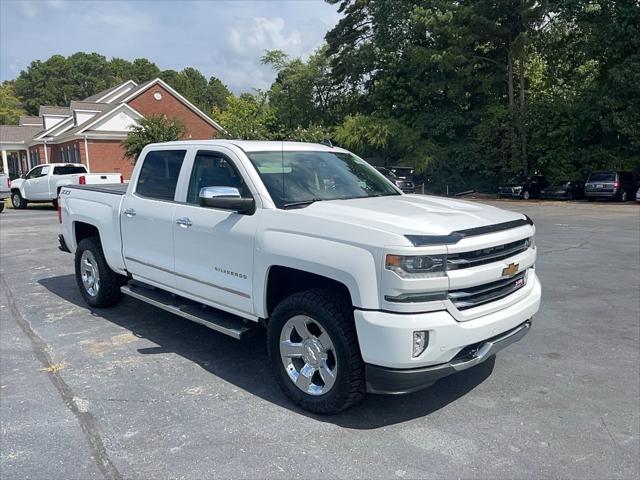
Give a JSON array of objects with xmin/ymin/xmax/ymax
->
[{"xmin": 199, "ymin": 186, "xmax": 255, "ymax": 214}]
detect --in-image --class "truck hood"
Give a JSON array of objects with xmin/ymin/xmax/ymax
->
[{"xmin": 290, "ymin": 194, "xmax": 526, "ymax": 238}]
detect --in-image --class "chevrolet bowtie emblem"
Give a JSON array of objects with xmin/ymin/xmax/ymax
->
[{"xmin": 502, "ymin": 263, "xmax": 519, "ymax": 277}]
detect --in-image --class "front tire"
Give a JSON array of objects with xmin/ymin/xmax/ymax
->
[
  {"xmin": 75, "ymin": 237, "xmax": 126, "ymax": 308},
  {"xmin": 522, "ymin": 190, "xmax": 530, "ymax": 200},
  {"xmin": 267, "ymin": 289, "xmax": 365, "ymax": 414},
  {"xmin": 11, "ymin": 191, "xmax": 27, "ymax": 209},
  {"xmin": 619, "ymin": 190, "xmax": 628, "ymax": 202},
  {"xmin": 0, "ymin": 201, "xmax": 4, "ymax": 213}
]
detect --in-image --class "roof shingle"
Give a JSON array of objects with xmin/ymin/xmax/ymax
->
[
  {"xmin": 19, "ymin": 116, "xmax": 43, "ymax": 126},
  {"xmin": 0, "ymin": 125, "xmax": 43, "ymax": 144},
  {"xmin": 39, "ymin": 106, "xmax": 71, "ymax": 116},
  {"xmin": 70, "ymin": 101, "xmax": 110, "ymax": 112}
]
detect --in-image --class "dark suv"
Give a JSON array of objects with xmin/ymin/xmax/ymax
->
[
  {"xmin": 498, "ymin": 175, "xmax": 549, "ymax": 200},
  {"xmin": 375, "ymin": 167, "xmax": 416, "ymax": 193},
  {"xmin": 585, "ymin": 171, "xmax": 637, "ymax": 202}
]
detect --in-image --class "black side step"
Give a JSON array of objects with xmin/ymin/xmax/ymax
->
[{"xmin": 121, "ymin": 283, "xmax": 252, "ymax": 340}]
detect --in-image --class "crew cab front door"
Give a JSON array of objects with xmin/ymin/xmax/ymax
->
[
  {"xmin": 23, "ymin": 165, "xmax": 49, "ymax": 200},
  {"xmin": 121, "ymin": 148, "xmax": 187, "ymax": 289},
  {"xmin": 172, "ymin": 149, "xmax": 257, "ymax": 317}
]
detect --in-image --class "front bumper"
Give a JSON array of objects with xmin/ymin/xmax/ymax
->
[
  {"xmin": 366, "ymin": 319, "xmax": 531, "ymax": 394},
  {"xmin": 498, "ymin": 190, "xmax": 521, "ymax": 198},
  {"xmin": 355, "ymin": 271, "xmax": 540, "ymax": 371}
]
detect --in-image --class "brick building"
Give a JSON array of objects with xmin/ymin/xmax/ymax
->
[{"xmin": 0, "ymin": 79, "xmax": 224, "ymax": 179}]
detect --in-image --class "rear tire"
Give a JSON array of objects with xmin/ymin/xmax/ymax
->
[
  {"xmin": 267, "ymin": 289, "xmax": 365, "ymax": 414},
  {"xmin": 0, "ymin": 202, "xmax": 4, "ymax": 213},
  {"xmin": 75, "ymin": 237, "xmax": 126, "ymax": 308},
  {"xmin": 11, "ymin": 191, "xmax": 27, "ymax": 209}
]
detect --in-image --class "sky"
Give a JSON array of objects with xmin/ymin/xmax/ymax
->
[{"xmin": 0, "ymin": 0, "xmax": 342, "ymax": 93}]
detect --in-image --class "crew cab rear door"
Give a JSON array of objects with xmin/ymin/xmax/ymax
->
[
  {"xmin": 121, "ymin": 148, "xmax": 187, "ymax": 289},
  {"xmin": 172, "ymin": 147, "xmax": 257, "ymax": 316}
]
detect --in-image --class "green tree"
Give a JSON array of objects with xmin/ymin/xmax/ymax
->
[
  {"xmin": 207, "ymin": 76, "xmax": 232, "ymax": 111},
  {"xmin": 262, "ymin": 46, "xmax": 348, "ymax": 131},
  {"xmin": 0, "ymin": 82, "xmax": 26, "ymax": 124},
  {"xmin": 122, "ymin": 115, "xmax": 186, "ymax": 160},
  {"xmin": 212, "ymin": 92, "xmax": 278, "ymax": 140}
]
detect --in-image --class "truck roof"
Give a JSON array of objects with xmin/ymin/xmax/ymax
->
[
  {"xmin": 40, "ymin": 163, "xmax": 85, "ymax": 167},
  {"xmin": 147, "ymin": 140, "xmax": 349, "ymax": 154}
]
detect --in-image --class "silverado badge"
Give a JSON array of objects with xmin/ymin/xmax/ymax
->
[{"xmin": 502, "ymin": 263, "xmax": 519, "ymax": 277}]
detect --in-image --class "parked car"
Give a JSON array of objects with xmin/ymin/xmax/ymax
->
[
  {"xmin": 0, "ymin": 173, "xmax": 10, "ymax": 213},
  {"xmin": 59, "ymin": 140, "xmax": 540, "ymax": 414},
  {"xmin": 540, "ymin": 180, "xmax": 585, "ymax": 200},
  {"xmin": 388, "ymin": 166, "xmax": 414, "ymax": 180},
  {"xmin": 374, "ymin": 167, "xmax": 415, "ymax": 193},
  {"xmin": 498, "ymin": 175, "xmax": 549, "ymax": 200},
  {"xmin": 10, "ymin": 163, "xmax": 123, "ymax": 209},
  {"xmin": 636, "ymin": 187, "xmax": 640, "ymax": 203},
  {"xmin": 585, "ymin": 171, "xmax": 637, "ymax": 202}
]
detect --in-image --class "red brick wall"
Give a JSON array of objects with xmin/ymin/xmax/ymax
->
[
  {"xmin": 86, "ymin": 139, "xmax": 134, "ymax": 179},
  {"xmin": 49, "ymin": 140, "xmax": 82, "ymax": 164},
  {"xmin": 126, "ymin": 84, "xmax": 220, "ymax": 140},
  {"xmin": 28, "ymin": 144, "xmax": 51, "ymax": 165}
]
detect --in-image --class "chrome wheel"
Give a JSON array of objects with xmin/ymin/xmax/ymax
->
[
  {"xmin": 80, "ymin": 250, "xmax": 100, "ymax": 297},
  {"xmin": 11, "ymin": 193, "xmax": 21, "ymax": 208},
  {"xmin": 279, "ymin": 315, "xmax": 337, "ymax": 396}
]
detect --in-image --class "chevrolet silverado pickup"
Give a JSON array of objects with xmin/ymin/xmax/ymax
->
[
  {"xmin": 10, "ymin": 163, "xmax": 122, "ymax": 209},
  {"xmin": 59, "ymin": 141, "xmax": 541, "ymax": 413}
]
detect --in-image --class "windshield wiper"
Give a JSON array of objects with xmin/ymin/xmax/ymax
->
[{"xmin": 282, "ymin": 198, "xmax": 323, "ymax": 209}]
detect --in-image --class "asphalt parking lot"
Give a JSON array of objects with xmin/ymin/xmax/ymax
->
[{"xmin": 1, "ymin": 200, "xmax": 638, "ymax": 479}]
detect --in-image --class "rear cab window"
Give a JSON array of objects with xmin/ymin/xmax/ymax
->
[
  {"xmin": 53, "ymin": 165, "xmax": 87, "ymax": 175},
  {"xmin": 135, "ymin": 150, "xmax": 186, "ymax": 201}
]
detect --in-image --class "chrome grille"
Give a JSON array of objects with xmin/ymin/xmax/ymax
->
[
  {"xmin": 447, "ymin": 239, "xmax": 529, "ymax": 270},
  {"xmin": 449, "ymin": 272, "xmax": 527, "ymax": 310}
]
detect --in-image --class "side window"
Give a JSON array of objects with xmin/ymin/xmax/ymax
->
[
  {"xmin": 26, "ymin": 166, "xmax": 43, "ymax": 179},
  {"xmin": 186, "ymin": 151, "xmax": 249, "ymax": 204},
  {"xmin": 136, "ymin": 150, "xmax": 186, "ymax": 201},
  {"xmin": 40, "ymin": 166, "xmax": 50, "ymax": 176}
]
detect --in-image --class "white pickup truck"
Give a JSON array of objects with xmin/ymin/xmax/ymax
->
[
  {"xmin": 10, "ymin": 163, "xmax": 122, "ymax": 209},
  {"xmin": 59, "ymin": 141, "xmax": 541, "ymax": 413},
  {"xmin": 0, "ymin": 173, "xmax": 10, "ymax": 212}
]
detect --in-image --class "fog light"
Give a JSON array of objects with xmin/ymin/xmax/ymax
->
[{"xmin": 412, "ymin": 331, "xmax": 429, "ymax": 357}]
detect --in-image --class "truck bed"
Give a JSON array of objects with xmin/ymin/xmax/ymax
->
[{"xmin": 66, "ymin": 183, "xmax": 128, "ymax": 195}]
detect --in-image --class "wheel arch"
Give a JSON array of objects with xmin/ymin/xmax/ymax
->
[
  {"xmin": 264, "ymin": 266, "xmax": 354, "ymax": 319},
  {"xmin": 73, "ymin": 221, "xmax": 101, "ymax": 246}
]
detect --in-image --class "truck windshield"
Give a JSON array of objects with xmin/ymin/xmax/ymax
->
[
  {"xmin": 247, "ymin": 151, "xmax": 400, "ymax": 208},
  {"xmin": 53, "ymin": 166, "xmax": 87, "ymax": 175}
]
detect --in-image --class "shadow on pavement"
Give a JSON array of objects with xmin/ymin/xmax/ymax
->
[{"xmin": 39, "ymin": 274, "xmax": 495, "ymax": 429}]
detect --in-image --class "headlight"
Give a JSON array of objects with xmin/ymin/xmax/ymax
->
[
  {"xmin": 526, "ymin": 235, "xmax": 535, "ymax": 249},
  {"xmin": 513, "ymin": 186, "xmax": 523, "ymax": 192},
  {"xmin": 385, "ymin": 254, "xmax": 447, "ymax": 278}
]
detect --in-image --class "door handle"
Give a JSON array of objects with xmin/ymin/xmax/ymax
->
[
  {"xmin": 175, "ymin": 217, "xmax": 192, "ymax": 228},
  {"xmin": 123, "ymin": 208, "xmax": 136, "ymax": 217}
]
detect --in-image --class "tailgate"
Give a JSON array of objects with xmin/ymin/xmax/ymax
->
[{"xmin": 82, "ymin": 173, "xmax": 123, "ymax": 184}]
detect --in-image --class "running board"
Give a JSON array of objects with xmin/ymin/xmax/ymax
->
[{"xmin": 121, "ymin": 283, "xmax": 252, "ymax": 340}]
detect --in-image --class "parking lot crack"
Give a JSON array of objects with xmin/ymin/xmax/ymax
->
[{"xmin": 0, "ymin": 274, "xmax": 123, "ymax": 480}]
